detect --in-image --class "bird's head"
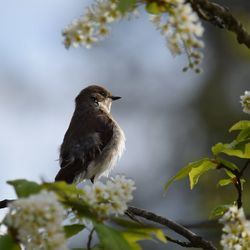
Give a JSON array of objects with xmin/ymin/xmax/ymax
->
[{"xmin": 75, "ymin": 85, "xmax": 121, "ymax": 113}]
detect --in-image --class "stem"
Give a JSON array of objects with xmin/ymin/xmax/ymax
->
[
  {"xmin": 127, "ymin": 206, "xmax": 216, "ymax": 250},
  {"xmin": 87, "ymin": 228, "xmax": 95, "ymax": 250}
]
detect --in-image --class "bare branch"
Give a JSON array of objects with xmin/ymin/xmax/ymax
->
[
  {"xmin": 165, "ymin": 235, "xmax": 194, "ymax": 248},
  {"xmin": 127, "ymin": 206, "xmax": 217, "ymax": 250},
  {"xmin": 87, "ymin": 228, "xmax": 95, "ymax": 250},
  {"xmin": 0, "ymin": 199, "xmax": 14, "ymax": 209},
  {"xmin": 189, "ymin": 0, "xmax": 250, "ymax": 49}
]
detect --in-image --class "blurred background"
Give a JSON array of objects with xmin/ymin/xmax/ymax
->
[{"xmin": 0, "ymin": 0, "xmax": 250, "ymax": 249}]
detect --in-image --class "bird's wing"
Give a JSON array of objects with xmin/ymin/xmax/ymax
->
[{"xmin": 55, "ymin": 112, "xmax": 113, "ymax": 183}]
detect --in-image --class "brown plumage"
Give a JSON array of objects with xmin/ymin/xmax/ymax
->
[{"xmin": 55, "ymin": 85, "xmax": 125, "ymax": 184}]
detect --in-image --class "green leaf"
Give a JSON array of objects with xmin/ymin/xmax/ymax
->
[
  {"xmin": 95, "ymin": 223, "xmax": 132, "ymax": 250},
  {"xmin": 189, "ymin": 159, "xmax": 218, "ymax": 189},
  {"xmin": 164, "ymin": 158, "xmax": 211, "ymax": 191},
  {"xmin": 121, "ymin": 232, "xmax": 146, "ymax": 250},
  {"xmin": 146, "ymin": 2, "xmax": 161, "ymax": 14},
  {"xmin": 212, "ymin": 143, "xmax": 225, "ymax": 155},
  {"xmin": 42, "ymin": 181, "xmax": 85, "ymax": 197},
  {"xmin": 217, "ymin": 178, "xmax": 232, "ymax": 187},
  {"xmin": 209, "ymin": 205, "xmax": 230, "ymax": 219},
  {"xmin": 112, "ymin": 218, "xmax": 166, "ymax": 243},
  {"xmin": 7, "ymin": 179, "xmax": 41, "ymax": 198},
  {"xmin": 236, "ymin": 127, "xmax": 250, "ymax": 142},
  {"xmin": 64, "ymin": 224, "xmax": 85, "ymax": 238},
  {"xmin": 229, "ymin": 142, "xmax": 250, "ymax": 158},
  {"xmin": 212, "ymin": 142, "xmax": 250, "ymax": 158},
  {"xmin": 216, "ymin": 157, "xmax": 239, "ymax": 171},
  {"xmin": 164, "ymin": 165, "xmax": 192, "ymax": 191},
  {"xmin": 224, "ymin": 169, "xmax": 236, "ymax": 178},
  {"xmin": 63, "ymin": 199, "xmax": 95, "ymax": 220},
  {"xmin": 117, "ymin": 0, "xmax": 135, "ymax": 13},
  {"xmin": 229, "ymin": 120, "xmax": 250, "ymax": 132},
  {"xmin": 0, "ymin": 235, "xmax": 20, "ymax": 250}
]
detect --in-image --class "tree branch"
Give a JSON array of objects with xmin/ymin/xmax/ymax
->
[
  {"xmin": 0, "ymin": 199, "xmax": 14, "ymax": 209},
  {"xmin": 189, "ymin": 0, "xmax": 250, "ymax": 49},
  {"xmin": 127, "ymin": 206, "xmax": 217, "ymax": 250},
  {"xmin": 217, "ymin": 159, "xmax": 250, "ymax": 209},
  {"xmin": 217, "ymin": 163, "xmax": 242, "ymax": 208},
  {"xmin": 87, "ymin": 228, "xmax": 95, "ymax": 250},
  {"xmin": 165, "ymin": 235, "xmax": 194, "ymax": 248}
]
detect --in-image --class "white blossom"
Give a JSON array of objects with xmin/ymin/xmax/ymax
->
[
  {"xmin": 63, "ymin": 0, "xmax": 204, "ymax": 72},
  {"xmin": 219, "ymin": 205, "xmax": 250, "ymax": 250},
  {"xmin": 63, "ymin": 0, "xmax": 136, "ymax": 49},
  {"xmin": 82, "ymin": 175, "xmax": 136, "ymax": 218},
  {"xmin": 149, "ymin": 0, "xmax": 204, "ymax": 72},
  {"xmin": 5, "ymin": 191, "xmax": 67, "ymax": 250},
  {"xmin": 240, "ymin": 91, "xmax": 250, "ymax": 114}
]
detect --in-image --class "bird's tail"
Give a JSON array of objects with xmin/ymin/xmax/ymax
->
[
  {"xmin": 55, "ymin": 159, "xmax": 84, "ymax": 184},
  {"xmin": 55, "ymin": 167, "xmax": 75, "ymax": 184}
]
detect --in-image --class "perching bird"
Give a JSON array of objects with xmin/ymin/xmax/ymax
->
[{"xmin": 55, "ymin": 85, "xmax": 125, "ymax": 184}]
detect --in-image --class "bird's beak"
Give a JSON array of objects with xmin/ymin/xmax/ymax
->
[{"xmin": 110, "ymin": 96, "xmax": 121, "ymax": 101}]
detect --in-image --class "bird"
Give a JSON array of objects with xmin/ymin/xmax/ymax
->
[{"xmin": 55, "ymin": 85, "xmax": 125, "ymax": 184}]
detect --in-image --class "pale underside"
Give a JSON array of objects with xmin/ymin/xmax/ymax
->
[{"xmin": 73, "ymin": 118, "xmax": 125, "ymax": 183}]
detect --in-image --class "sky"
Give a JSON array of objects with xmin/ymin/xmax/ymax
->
[{"xmin": 0, "ymin": 0, "xmax": 206, "ymax": 236}]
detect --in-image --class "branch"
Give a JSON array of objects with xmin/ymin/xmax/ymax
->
[
  {"xmin": 189, "ymin": 0, "xmax": 250, "ymax": 49},
  {"xmin": 127, "ymin": 206, "xmax": 217, "ymax": 250},
  {"xmin": 165, "ymin": 235, "xmax": 193, "ymax": 248},
  {"xmin": 87, "ymin": 228, "xmax": 95, "ymax": 250},
  {"xmin": 217, "ymin": 163, "xmax": 242, "ymax": 208},
  {"xmin": 217, "ymin": 159, "xmax": 250, "ymax": 209},
  {"xmin": 0, "ymin": 199, "xmax": 14, "ymax": 209}
]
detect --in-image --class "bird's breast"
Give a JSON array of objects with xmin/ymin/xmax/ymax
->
[{"xmin": 86, "ymin": 118, "xmax": 125, "ymax": 181}]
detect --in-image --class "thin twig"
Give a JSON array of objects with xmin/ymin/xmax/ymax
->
[
  {"xmin": 126, "ymin": 209, "xmax": 197, "ymax": 248},
  {"xmin": 127, "ymin": 206, "xmax": 217, "ymax": 250},
  {"xmin": 0, "ymin": 199, "xmax": 14, "ymax": 209},
  {"xmin": 125, "ymin": 210, "xmax": 142, "ymax": 224},
  {"xmin": 189, "ymin": 0, "xmax": 250, "ymax": 49},
  {"xmin": 240, "ymin": 160, "xmax": 250, "ymax": 176},
  {"xmin": 87, "ymin": 228, "xmax": 95, "ymax": 250},
  {"xmin": 165, "ymin": 235, "xmax": 194, "ymax": 247},
  {"xmin": 217, "ymin": 163, "xmax": 243, "ymax": 208}
]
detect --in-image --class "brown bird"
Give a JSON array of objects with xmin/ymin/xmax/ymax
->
[{"xmin": 55, "ymin": 85, "xmax": 125, "ymax": 184}]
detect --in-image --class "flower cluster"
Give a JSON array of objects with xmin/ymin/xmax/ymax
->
[
  {"xmin": 5, "ymin": 191, "xmax": 67, "ymax": 250},
  {"xmin": 240, "ymin": 90, "xmax": 250, "ymax": 114},
  {"xmin": 63, "ymin": 0, "xmax": 136, "ymax": 49},
  {"xmin": 149, "ymin": 0, "xmax": 204, "ymax": 72},
  {"xmin": 63, "ymin": 0, "xmax": 204, "ymax": 72},
  {"xmin": 82, "ymin": 175, "xmax": 136, "ymax": 218},
  {"xmin": 219, "ymin": 205, "xmax": 250, "ymax": 250}
]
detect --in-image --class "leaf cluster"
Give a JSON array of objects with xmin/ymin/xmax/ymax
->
[{"xmin": 165, "ymin": 120, "xmax": 250, "ymax": 217}]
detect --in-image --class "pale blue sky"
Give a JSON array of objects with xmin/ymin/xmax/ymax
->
[{"xmin": 0, "ymin": 0, "xmax": 205, "ymax": 226}]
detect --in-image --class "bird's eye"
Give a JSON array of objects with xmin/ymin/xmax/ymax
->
[
  {"xmin": 91, "ymin": 96, "xmax": 97, "ymax": 102},
  {"xmin": 100, "ymin": 92, "xmax": 106, "ymax": 96}
]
